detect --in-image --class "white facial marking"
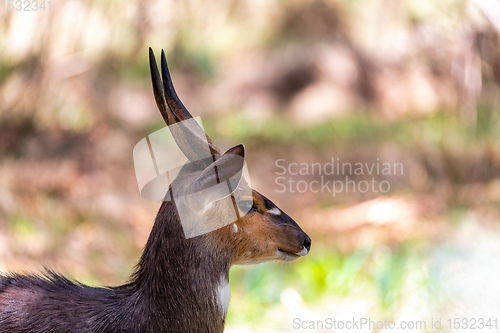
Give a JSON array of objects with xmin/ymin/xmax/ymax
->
[
  {"xmin": 296, "ymin": 247, "xmax": 309, "ymax": 256},
  {"xmin": 233, "ymin": 223, "xmax": 238, "ymax": 233},
  {"xmin": 216, "ymin": 278, "xmax": 231, "ymax": 316},
  {"xmin": 268, "ymin": 207, "xmax": 281, "ymax": 215}
]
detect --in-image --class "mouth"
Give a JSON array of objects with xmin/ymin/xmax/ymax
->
[{"xmin": 277, "ymin": 247, "xmax": 309, "ymax": 262}]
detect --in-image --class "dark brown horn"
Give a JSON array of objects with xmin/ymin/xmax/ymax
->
[{"xmin": 149, "ymin": 48, "xmax": 220, "ymax": 165}]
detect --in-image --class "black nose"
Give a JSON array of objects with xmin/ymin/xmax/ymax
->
[{"xmin": 303, "ymin": 235, "xmax": 311, "ymax": 252}]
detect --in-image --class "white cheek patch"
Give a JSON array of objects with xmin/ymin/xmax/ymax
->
[
  {"xmin": 233, "ymin": 223, "xmax": 238, "ymax": 233},
  {"xmin": 268, "ymin": 207, "xmax": 281, "ymax": 215}
]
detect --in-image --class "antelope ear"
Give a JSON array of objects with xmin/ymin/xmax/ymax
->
[{"xmin": 191, "ymin": 144, "xmax": 245, "ymax": 203}]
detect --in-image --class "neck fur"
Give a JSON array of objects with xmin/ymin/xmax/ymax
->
[{"xmin": 125, "ymin": 201, "xmax": 234, "ymax": 330}]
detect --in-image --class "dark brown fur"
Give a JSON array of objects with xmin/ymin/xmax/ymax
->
[
  {"xmin": 0, "ymin": 189, "xmax": 308, "ymax": 332},
  {"xmin": 0, "ymin": 48, "xmax": 310, "ymax": 332}
]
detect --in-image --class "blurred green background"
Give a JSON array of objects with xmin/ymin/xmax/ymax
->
[{"xmin": 1, "ymin": 0, "xmax": 500, "ymax": 332}]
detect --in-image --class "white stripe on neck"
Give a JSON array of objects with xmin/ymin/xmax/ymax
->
[{"xmin": 216, "ymin": 277, "xmax": 231, "ymax": 316}]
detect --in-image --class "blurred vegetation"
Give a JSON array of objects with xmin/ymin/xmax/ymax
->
[{"xmin": 1, "ymin": 0, "xmax": 500, "ymax": 332}]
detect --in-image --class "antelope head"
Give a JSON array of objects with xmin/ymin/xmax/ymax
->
[{"xmin": 148, "ymin": 48, "xmax": 311, "ymax": 265}]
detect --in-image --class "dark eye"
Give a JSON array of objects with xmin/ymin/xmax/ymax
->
[{"xmin": 237, "ymin": 199, "xmax": 255, "ymax": 213}]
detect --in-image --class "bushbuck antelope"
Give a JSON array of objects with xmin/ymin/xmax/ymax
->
[{"xmin": 0, "ymin": 48, "xmax": 311, "ymax": 333}]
